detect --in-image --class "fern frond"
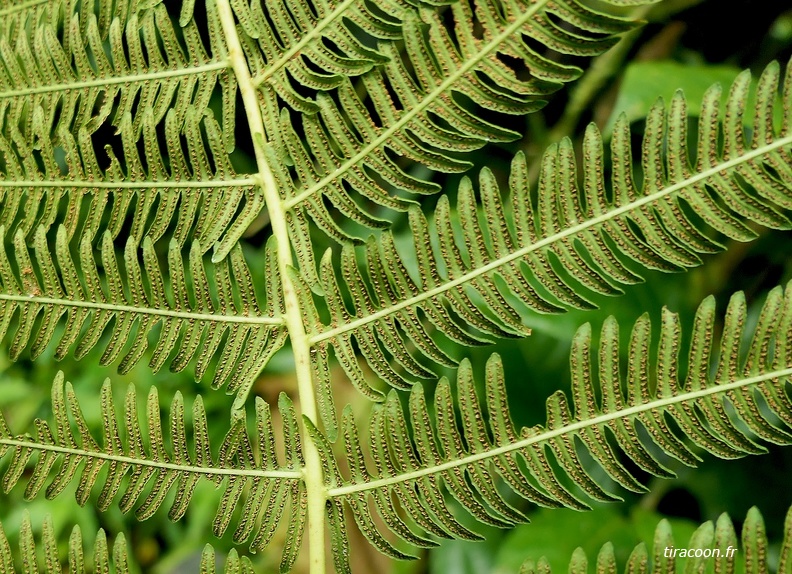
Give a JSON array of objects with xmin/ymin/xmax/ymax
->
[
  {"xmin": 0, "ymin": 512, "xmax": 130, "ymax": 573},
  {"xmin": 0, "ymin": 374, "xmax": 307, "ymax": 566},
  {"xmin": 0, "ymin": 0, "xmax": 51, "ymax": 24},
  {"xmin": 0, "ymin": 511, "xmax": 260, "ymax": 573},
  {"xmin": 520, "ymin": 505, "xmax": 792, "ymax": 574},
  {"xmin": 321, "ymin": 284, "xmax": 792, "ymax": 563},
  {"xmin": 306, "ymin": 58, "xmax": 792, "ymax": 392},
  {"xmin": 0, "ymin": 101, "xmax": 260, "ymax": 264},
  {"xmin": 263, "ymin": 0, "xmax": 653, "ymax": 250},
  {"xmin": 0, "ymin": 2, "xmax": 268, "ymax": 262},
  {"xmin": 234, "ymin": 0, "xmax": 389, "ymax": 95},
  {"xmin": 199, "ymin": 545, "xmax": 256, "ymax": 574},
  {"xmin": 0, "ymin": 225, "xmax": 286, "ymax": 405},
  {"xmin": 1, "ymin": 1, "xmax": 233, "ymax": 142}
]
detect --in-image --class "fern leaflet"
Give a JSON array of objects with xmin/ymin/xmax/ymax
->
[
  {"xmin": 318, "ymin": 283, "xmax": 792, "ymax": 568},
  {"xmin": 0, "ymin": 373, "xmax": 306, "ymax": 568},
  {"xmin": 0, "ymin": 224, "xmax": 286, "ymax": 405},
  {"xmin": 257, "ymin": 0, "xmax": 652, "ymax": 278},
  {"xmin": 0, "ymin": 511, "xmax": 262, "ymax": 573},
  {"xmin": 304, "ymin": 59, "xmax": 792, "ymax": 393}
]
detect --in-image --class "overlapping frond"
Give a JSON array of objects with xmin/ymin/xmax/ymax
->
[
  {"xmin": 0, "ymin": 512, "xmax": 131, "ymax": 573},
  {"xmin": 0, "ymin": 373, "xmax": 307, "ymax": 569},
  {"xmin": 520, "ymin": 505, "xmax": 792, "ymax": 574},
  {"xmin": 305, "ymin": 58, "xmax": 792, "ymax": 394},
  {"xmin": 0, "ymin": 512, "xmax": 261, "ymax": 573},
  {"xmin": 318, "ymin": 284, "xmax": 792, "ymax": 566},
  {"xmin": 257, "ymin": 0, "xmax": 653, "ymax": 265},
  {"xmin": 232, "ymin": 0, "xmax": 392, "ymax": 98},
  {"xmin": 0, "ymin": 0, "xmax": 52, "ymax": 29},
  {"xmin": 0, "ymin": 103, "xmax": 263, "ymax": 263},
  {"xmin": 0, "ymin": 0, "xmax": 268, "ymax": 262},
  {"xmin": 0, "ymin": 1, "xmax": 232, "ymax": 141},
  {"xmin": 0, "ymin": 223, "xmax": 286, "ymax": 404}
]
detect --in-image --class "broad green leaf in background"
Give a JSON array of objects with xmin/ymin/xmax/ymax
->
[{"xmin": 605, "ymin": 61, "xmax": 782, "ymax": 134}]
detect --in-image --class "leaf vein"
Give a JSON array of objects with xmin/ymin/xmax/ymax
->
[
  {"xmin": 311, "ymin": 134, "xmax": 792, "ymax": 343},
  {"xmin": 0, "ymin": 293, "xmax": 285, "ymax": 325},
  {"xmin": 328, "ymin": 366, "xmax": 792, "ymax": 496}
]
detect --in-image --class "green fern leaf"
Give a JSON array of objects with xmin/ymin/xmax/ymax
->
[
  {"xmin": 307, "ymin": 59, "xmax": 792, "ymax": 392},
  {"xmin": 1, "ymin": 2, "xmax": 790, "ymax": 573},
  {"xmin": 0, "ymin": 0, "xmax": 654, "ymax": 282},
  {"xmin": 520, "ymin": 505, "xmax": 792, "ymax": 574},
  {"xmin": 0, "ymin": 512, "xmax": 130, "ymax": 574},
  {"xmin": 0, "ymin": 373, "xmax": 305, "ymax": 564},
  {"xmin": 0, "ymin": 511, "xmax": 258, "ymax": 573},
  {"xmin": 0, "ymin": 224, "xmax": 286, "ymax": 404},
  {"xmin": 0, "ymin": 2, "xmax": 232, "ymax": 141},
  {"xmin": 0, "ymin": 105, "xmax": 261, "ymax": 263},
  {"xmin": 321, "ymin": 283, "xmax": 792, "ymax": 565},
  {"xmin": 257, "ymin": 0, "xmax": 656, "ymax": 271},
  {"xmin": 0, "ymin": 1, "xmax": 268, "ymax": 262}
]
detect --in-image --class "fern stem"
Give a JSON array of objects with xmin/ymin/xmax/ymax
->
[
  {"xmin": 0, "ymin": 62, "xmax": 230, "ymax": 99},
  {"xmin": 0, "ymin": 437, "xmax": 301, "ymax": 479},
  {"xmin": 327, "ymin": 366, "xmax": 792, "ymax": 497},
  {"xmin": 214, "ymin": 1, "xmax": 327, "ymax": 572},
  {"xmin": 0, "ymin": 178, "xmax": 256, "ymax": 189},
  {"xmin": 0, "ymin": 293, "xmax": 284, "ymax": 325},
  {"xmin": 311, "ymin": 133, "xmax": 792, "ymax": 343}
]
